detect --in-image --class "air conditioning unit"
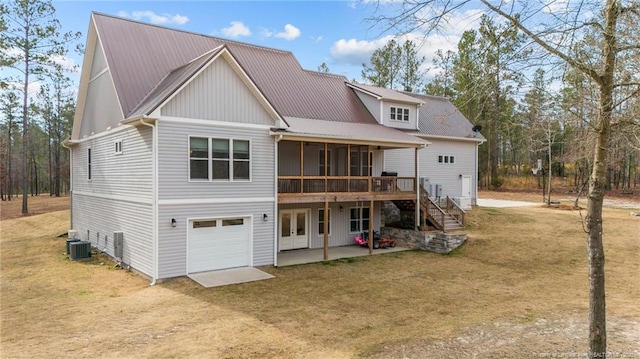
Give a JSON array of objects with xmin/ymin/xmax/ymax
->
[
  {"xmin": 113, "ymin": 231, "xmax": 123, "ymax": 258},
  {"xmin": 70, "ymin": 241, "xmax": 92, "ymax": 260}
]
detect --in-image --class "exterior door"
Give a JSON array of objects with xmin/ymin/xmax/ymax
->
[
  {"xmin": 462, "ymin": 175, "xmax": 472, "ymax": 198},
  {"xmin": 279, "ymin": 209, "xmax": 309, "ymax": 250},
  {"xmin": 187, "ymin": 217, "xmax": 251, "ymax": 273}
]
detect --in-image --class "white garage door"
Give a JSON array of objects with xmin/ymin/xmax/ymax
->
[{"xmin": 187, "ymin": 217, "xmax": 251, "ymax": 273}]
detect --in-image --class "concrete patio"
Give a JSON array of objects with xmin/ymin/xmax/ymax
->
[{"xmin": 277, "ymin": 244, "xmax": 411, "ymax": 266}]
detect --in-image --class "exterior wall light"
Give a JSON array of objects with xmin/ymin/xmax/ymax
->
[{"xmin": 171, "ymin": 218, "xmax": 177, "ymax": 227}]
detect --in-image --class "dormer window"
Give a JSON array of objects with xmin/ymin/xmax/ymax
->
[{"xmin": 390, "ymin": 106, "xmax": 410, "ymax": 122}]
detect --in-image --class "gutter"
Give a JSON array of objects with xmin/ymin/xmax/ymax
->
[
  {"xmin": 61, "ymin": 139, "xmax": 74, "ymax": 230},
  {"xmin": 139, "ymin": 118, "xmax": 158, "ymax": 286}
]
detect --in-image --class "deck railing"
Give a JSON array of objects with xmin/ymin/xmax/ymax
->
[
  {"xmin": 278, "ymin": 176, "xmax": 416, "ymax": 195},
  {"xmin": 445, "ymin": 196, "xmax": 466, "ymax": 226}
]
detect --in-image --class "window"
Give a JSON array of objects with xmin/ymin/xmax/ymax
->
[
  {"xmin": 390, "ymin": 106, "xmax": 410, "ymax": 122},
  {"xmin": 87, "ymin": 148, "xmax": 92, "ymax": 180},
  {"xmin": 193, "ymin": 220, "xmax": 216, "ymax": 228},
  {"xmin": 114, "ymin": 140, "xmax": 123, "ymax": 155},
  {"xmin": 222, "ymin": 218, "xmax": 244, "ymax": 226},
  {"xmin": 350, "ymin": 207, "xmax": 370, "ymax": 233},
  {"xmin": 189, "ymin": 137, "xmax": 250, "ymax": 181},
  {"xmin": 438, "ymin": 155, "xmax": 455, "ymax": 164},
  {"xmin": 318, "ymin": 208, "xmax": 331, "ymax": 235}
]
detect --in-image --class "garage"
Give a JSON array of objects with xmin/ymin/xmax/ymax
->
[{"xmin": 187, "ymin": 217, "xmax": 251, "ymax": 273}]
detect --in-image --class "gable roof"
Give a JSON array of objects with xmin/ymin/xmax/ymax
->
[
  {"xmin": 348, "ymin": 83, "xmax": 424, "ymax": 105},
  {"xmin": 403, "ymin": 93, "xmax": 486, "ymax": 142},
  {"xmin": 91, "ymin": 12, "xmax": 376, "ymax": 124}
]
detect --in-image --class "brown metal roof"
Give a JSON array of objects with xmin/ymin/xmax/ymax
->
[
  {"xmin": 402, "ymin": 92, "xmax": 486, "ymax": 141},
  {"xmin": 277, "ymin": 117, "xmax": 427, "ymax": 148},
  {"xmin": 92, "ymin": 12, "xmax": 377, "ymax": 124},
  {"xmin": 348, "ymin": 83, "xmax": 424, "ymax": 105}
]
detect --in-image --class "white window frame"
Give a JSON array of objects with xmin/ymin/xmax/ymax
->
[
  {"xmin": 188, "ymin": 136, "xmax": 251, "ymax": 182},
  {"xmin": 87, "ymin": 148, "xmax": 92, "ymax": 181},
  {"xmin": 438, "ymin": 155, "xmax": 455, "ymax": 164},
  {"xmin": 390, "ymin": 106, "xmax": 410, "ymax": 122},
  {"xmin": 114, "ymin": 140, "xmax": 123, "ymax": 155},
  {"xmin": 349, "ymin": 206, "xmax": 370, "ymax": 233},
  {"xmin": 318, "ymin": 208, "xmax": 331, "ymax": 236}
]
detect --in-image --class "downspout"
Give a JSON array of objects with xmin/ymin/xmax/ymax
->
[
  {"xmin": 273, "ymin": 134, "xmax": 283, "ymax": 266},
  {"xmin": 140, "ymin": 118, "xmax": 158, "ymax": 286},
  {"xmin": 61, "ymin": 140, "xmax": 73, "ymax": 229},
  {"xmin": 415, "ymin": 147, "xmax": 420, "ymax": 230}
]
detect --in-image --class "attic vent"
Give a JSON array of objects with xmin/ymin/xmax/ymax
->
[{"xmin": 70, "ymin": 241, "xmax": 92, "ymax": 260}]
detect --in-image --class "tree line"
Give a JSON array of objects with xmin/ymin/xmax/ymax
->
[
  {"xmin": 360, "ymin": 14, "xmax": 640, "ymax": 196},
  {"xmin": 1, "ymin": 0, "xmax": 80, "ymax": 213}
]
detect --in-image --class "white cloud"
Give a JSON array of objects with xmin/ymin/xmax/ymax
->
[
  {"xmin": 117, "ymin": 10, "xmax": 189, "ymax": 25},
  {"xmin": 51, "ymin": 54, "xmax": 78, "ymax": 73},
  {"xmin": 313, "ymin": 35, "xmax": 324, "ymax": 43},
  {"xmin": 542, "ymin": 0, "xmax": 570, "ymax": 13},
  {"xmin": 274, "ymin": 24, "xmax": 301, "ymax": 41},
  {"xmin": 330, "ymin": 35, "xmax": 396, "ymax": 66},
  {"xmin": 221, "ymin": 21, "xmax": 251, "ymax": 37}
]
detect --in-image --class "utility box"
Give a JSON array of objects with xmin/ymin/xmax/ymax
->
[
  {"xmin": 435, "ymin": 184, "xmax": 443, "ymax": 199},
  {"xmin": 114, "ymin": 231, "xmax": 124, "ymax": 259}
]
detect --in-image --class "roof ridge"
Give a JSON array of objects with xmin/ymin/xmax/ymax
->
[
  {"xmin": 303, "ymin": 69, "xmax": 347, "ymax": 80},
  {"xmin": 92, "ymin": 12, "xmax": 295, "ymax": 56}
]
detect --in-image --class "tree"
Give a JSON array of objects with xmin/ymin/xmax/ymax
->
[
  {"xmin": 371, "ymin": 0, "xmax": 640, "ymax": 356},
  {"xmin": 1, "ymin": 0, "xmax": 81, "ymax": 214},
  {"xmin": 424, "ymin": 49, "xmax": 455, "ymax": 97},
  {"xmin": 317, "ymin": 62, "xmax": 330, "ymax": 73},
  {"xmin": 362, "ymin": 39, "xmax": 425, "ymax": 90},
  {"xmin": 0, "ymin": 90, "xmax": 20, "ymax": 200}
]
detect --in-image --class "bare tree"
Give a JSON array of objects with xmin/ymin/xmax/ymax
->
[
  {"xmin": 370, "ymin": 0, "xmax": 640, "ymax": 356},
  {"xmin": 1, "ymin": 0, "xmax": 81, "ymax": 214}
]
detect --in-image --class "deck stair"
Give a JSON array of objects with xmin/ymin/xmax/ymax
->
[{"xmin": 391, "ymin": 186, "xmax": 466, "ymax": 232}]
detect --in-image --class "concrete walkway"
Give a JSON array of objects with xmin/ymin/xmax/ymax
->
[
  {"xmin": 188, "ymin": 267, "xmax": 274, "ymax": 288},
  {"xmin": 477, "ymin": 198, "xmax": 539, "ymax": 208},
  {"xmin": 277, "ymin": 245, "xmax": 410, "ymax": 266}
]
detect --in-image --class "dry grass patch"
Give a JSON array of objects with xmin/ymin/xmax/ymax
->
[
  {"xmin": 1, "ymin": 202, "xmax": 639, "ymax": 358},
  {"xmin": 0, "ymin": 195, "xmax": 69, "ymax": 220}
]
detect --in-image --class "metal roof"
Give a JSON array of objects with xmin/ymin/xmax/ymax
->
[
  {"xmin": 92, "ymin": 12, "xmax": 377, "ymax": 124},
  {"xmin": 348, "ymin": 83, "xmax": 424, "ymax": 105},
  {"xmin": 277, "ymin": 117, "xmax": 428, "ymax": 148},
  {"xmin": 402, "ymin": 92, "xmax": 486, "ymax": 141}
]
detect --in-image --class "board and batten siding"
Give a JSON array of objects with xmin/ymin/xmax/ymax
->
[
  {"xmin": 354, "ymin": 91, "xmax": 381, "ymax": 124},
  {"xmin": 161, "ymin": 58, "xmax": 274, "ymax": 126},
  {"xmin": 382, "ymin": 101, "xmax": 418, "ymax": 130},
  {"xmin": 384, "ymin": 138, "xmax": 478, "ymax": 200},
  {"xmin": 156, "ymin": 121, "xmax": 274, "ymax": 200},
  {"xmin": 71, "ymin": 125, "xmax": 154, "ymax": 276},
  {"xmin": 80, "ymin": 41, "xmax": 122, "ymax": 138},
  {"xmin": 278, "ymin": 201, "xmax": 382, "ymax": 249},
  {"xmin": 157, "ymin": 202, "xmax": 274, "ymax": 278}
]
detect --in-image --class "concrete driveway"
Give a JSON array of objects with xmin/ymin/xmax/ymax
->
[{"xmin": 476, "ymin": 198, "xmax": 539, "ymax": 208}]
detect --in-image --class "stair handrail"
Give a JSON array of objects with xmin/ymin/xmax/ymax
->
[
  {"xmin": 445, "ymin": 196, "xmax": 466, "ymax": 226},
  {"xmin": 420, "ymin": 186, "xmax": 447, "ymax": 231}
]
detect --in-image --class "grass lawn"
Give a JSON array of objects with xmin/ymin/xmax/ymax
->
[{"xmin": 1, "ymin": 199, "xmax": 639, "ymax": 358}]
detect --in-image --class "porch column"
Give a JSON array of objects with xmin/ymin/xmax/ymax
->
[
  {"xmin": 300, "ymin": 141, "xmax": 304, "ymax": 194},
  {"xmin": 368, "ymin": 199, "xmax": 374, "ymax": 255},
  {"xmin": 415, "ymin": 147, "xmax": 420, "ymax": 230},
  {"xmin": 323, "ymin": 199, "xmax": 329, "ymax": 260}
]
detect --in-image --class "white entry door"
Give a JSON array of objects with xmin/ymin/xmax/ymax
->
[
  {"xmin": 462, "ymin": 175, "xmax": 472, "ymax": 198},
  {"xmin": 279, "ymin": 209, "xmax": 309, "ymax": 250}
]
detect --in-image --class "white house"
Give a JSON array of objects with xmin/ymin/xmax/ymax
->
[{"xmin": 67, "ymin": 13, "xmax": 481, "ymax": 283}]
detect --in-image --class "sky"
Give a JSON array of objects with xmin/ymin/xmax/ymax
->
[{"xmin": 52, "ymin": 0, "xmax": 486, "ymax": 87}]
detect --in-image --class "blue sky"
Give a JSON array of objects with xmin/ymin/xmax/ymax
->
[{"xmin": 53, "ymin": 0, "xmax": 485, "ymax": 85}]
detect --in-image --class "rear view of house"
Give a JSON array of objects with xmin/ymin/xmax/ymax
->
[{"xmin": 67, "ymin": 13, "xmax": 482, "ymax": 283}]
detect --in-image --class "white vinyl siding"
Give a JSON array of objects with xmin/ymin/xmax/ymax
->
[
  {"xmin": 161, "ymin": 58, "xmax": 274, "ymax": 126},
  {"xmin": 157, "ymin": 201, "xmax": 274, "ymax": 278},
  {"xmin": 354, "ymin": 91, "xmax": 382, "ymax": 124},
  {"xmin": 382, "ymin": 102, "xmax": 417, "ymax": 130},
  {"xmin": 89, "ymin": 40, "xmax": 107, "ymax": 79},
  {"xmin": 71, "ymin": 125, "xmax": 154, "ymax": 277},
  {"xmin": 158, "ymin": 122, "xmax": 273, "ymax": 201},
  {"xmin": 384, "ymin": 138, "xmax": 478, "ymax": 201},
  {"xmin": 279, "ymin": 202, "xmax": 382, "ymax": 249}
]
